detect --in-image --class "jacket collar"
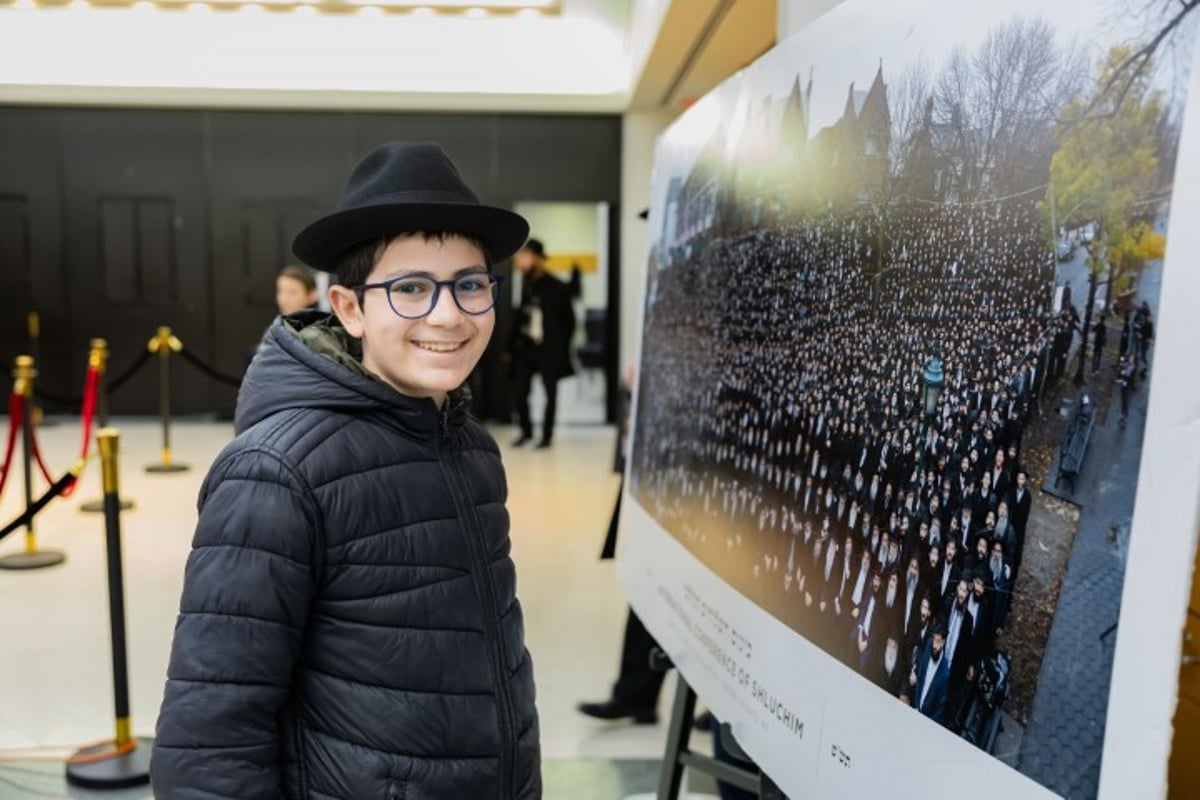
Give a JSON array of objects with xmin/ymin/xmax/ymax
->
[{"xmin": 235, "ymin": 312, "xmax": 472, "ymax": 443}]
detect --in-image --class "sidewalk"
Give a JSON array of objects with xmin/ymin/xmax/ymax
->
[{"xmin": 1015, "ymin": 247, "xmax": 1162, "ymax": 797}]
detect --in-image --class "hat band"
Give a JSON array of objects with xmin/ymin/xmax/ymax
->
[{"xmin": 346, "ymin": 189, "xmax": 480, "ymax": 207}]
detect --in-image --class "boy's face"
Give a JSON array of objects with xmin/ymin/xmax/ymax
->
[
  {"xmin": 331, "ymin": 235, "xmax": 492, "ymax": 405},
  {"xmin": 276, "ymin": 275, "xmax": 315, "ymax": 316}
]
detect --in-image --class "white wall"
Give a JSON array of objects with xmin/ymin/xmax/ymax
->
[
  {"xmin": 513, "ymin": 201, "xmax": 608, "ymax": 311},
  {"xmin": 619, "ymin": 109, "xmax": 675, "ymax": 373},
  {"xmin": 777, "ymin": 0, "xmax": 846, "ymax": 40}
]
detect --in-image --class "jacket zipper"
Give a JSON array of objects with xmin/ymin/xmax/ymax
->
[{"xmin": 439, "ymin": 408, "xmax": 518, "ymax": 799}]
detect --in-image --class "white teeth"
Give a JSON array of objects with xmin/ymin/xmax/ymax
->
[{"xmin": 415, "ymin": 341, "xmax": 464, "ymax": 353}]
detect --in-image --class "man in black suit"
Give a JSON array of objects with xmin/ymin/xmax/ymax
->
[
  {"xmin": 851, "ymin": 570, "xmax": 884, "ymax": 673},
  {"xmin": 910, "ymin": 622, "xmax": 951, "ymax": 726},
  {"xmin": 944, "ymin": 576, "xmax": 979, "ymax": 729},
  {"xmin": 873, "ymin": 627, "xmax": 908, "ymax": 699},
  {"xmin": 1011, "ymin": 469, "xmax": 1032, "ymax": 534},
  {"xmin": 900, "ymin": 554, "xmax": 924, "ymax": 644},
  {"xmin": 904, "ymin": 593, "xmax": 934, "ymax": 674},
  {"xmin": 988, "ymin": 539, "xmax": 1013, "ymax": 633},
  {"xmin": 510, "ymin": 238, "xmax": 575, "ymax": 448},
  {"xmin": 1010, "ymin": 469, "xmax": 1032, "ymax": 573}
]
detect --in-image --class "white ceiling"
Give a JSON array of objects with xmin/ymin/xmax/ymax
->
[{"xmin": 0, "ymin": 0, "xmax": 780, "ymax": 113}]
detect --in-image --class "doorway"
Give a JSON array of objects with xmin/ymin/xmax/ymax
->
[{"xmin": 511, "ymin": 201, "xmax": 610, "ymax": 426}]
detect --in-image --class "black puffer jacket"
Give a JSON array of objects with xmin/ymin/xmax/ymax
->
[{"xmin": 151, "ymin": 312, "xmax": 540, "ymax": 799}]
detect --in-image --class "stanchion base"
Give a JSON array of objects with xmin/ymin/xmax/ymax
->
[
  {"xmin": 0, "ymin": 550, "xmax": 67, "ymax": 570},
  {"xmin": 80, "ymin": 498, "xmax": 136, "ymax": 513},
  {"xmin": 65, "ymin": 737, "xmax": 153, "ymax": 789},
  {"xmin": 145, "ymin": 463, "xmax": 190, "ymax": 474}
]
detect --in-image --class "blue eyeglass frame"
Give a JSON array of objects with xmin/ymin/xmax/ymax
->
[{"xmin": 352, "ymin": 272, "xmax": 505, "ymax": 320}]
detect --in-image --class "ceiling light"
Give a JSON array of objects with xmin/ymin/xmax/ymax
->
[
  {"xmin": 357, "ymin": 4, "xmax": 383, "ymax": 14},
  {"xmin": 409, "ymin": 5, "xmax": 433, "ymax": 15},
  {"xmin": 463, "ymin": 6, "xmax": 486, "ymax": 18}
]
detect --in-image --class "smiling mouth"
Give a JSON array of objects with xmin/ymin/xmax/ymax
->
[{"xmin": 414, "ymin": 340, "xmax": 468, "ymax": 353}]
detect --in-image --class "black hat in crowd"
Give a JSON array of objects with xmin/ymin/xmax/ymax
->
[
  {"xmin": 293, "ymin": 141, "xmax": 530, "ymax": 272},
  {"xmin": 522, "ymin": 238, "xmax": 548, "ymax": 258}
]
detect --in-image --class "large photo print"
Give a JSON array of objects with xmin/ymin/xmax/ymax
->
[{"xmin": 621, "ymin": 0, "xmax": 1200, "ymax": 797}]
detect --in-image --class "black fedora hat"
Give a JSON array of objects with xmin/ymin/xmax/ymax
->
[{"xmin": 293, "ymin": 141, "xmax": 529, "ymax": 272}]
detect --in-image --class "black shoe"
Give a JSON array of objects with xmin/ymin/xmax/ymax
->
[
  {"xmin": 535, "ymin": 439, "xmax": 552, "ymax": 449},
  {"xmin": 577, "ymin": 700, "xmax": 658, "ymax": 725},
  {"xmin": 512, "ymin": 434, "xmax": 532, "ymax": 447},
  {"xmin": 693, "ymin": 710, "xmax": 714, "ymax": 731}
]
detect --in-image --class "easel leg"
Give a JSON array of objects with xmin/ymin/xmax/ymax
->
[{"xmin": 657, "ymin": 675, "xmax": 696, "ymax": 800}]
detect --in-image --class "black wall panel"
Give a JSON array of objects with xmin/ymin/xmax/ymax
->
[
  {"xmin": 0, "ymin": 109, "xmax": 69, "ymax": 398},
  {"xmin": 0, "ymin": 106, "xmax": 621, "ymax": 421},
  {"xmin": 206, "ymin": 111, "xmax": 354, "ymax": 415},
  {"xmin": 58, "ymin": 109, "xmax": 211, "ymax": 414}
]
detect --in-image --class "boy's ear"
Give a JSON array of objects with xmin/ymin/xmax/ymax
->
[{"xmin": 329, "ymin": 285, "xmax": 366, "ymax": 339}]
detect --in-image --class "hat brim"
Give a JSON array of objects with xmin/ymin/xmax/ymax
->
[{"xmin": 292, "ymin": 201, "xmax": 530, "ymax": 272}]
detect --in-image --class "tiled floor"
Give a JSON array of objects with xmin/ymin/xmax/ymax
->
[{"xmin": 0, "ymin": 418, "xmax": 715, "ymax": 799}]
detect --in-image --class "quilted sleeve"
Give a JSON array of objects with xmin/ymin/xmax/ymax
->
[{"xmin": 150, "ymin": 447, "xmax": 320, "ymax": 799}]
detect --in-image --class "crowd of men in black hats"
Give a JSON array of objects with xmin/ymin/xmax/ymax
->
[{"xmin": 632, "ymin": 199, "xmax": 1065, "ymax": 731}]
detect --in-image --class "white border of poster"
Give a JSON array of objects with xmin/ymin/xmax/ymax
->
[
  {"xmin": 1099, "ymin": 42, "xmax": 1200, "ymax": 800},
  {"xmin": 618, "ymin": 1, "xmax": 1200, "ymax": 798}
]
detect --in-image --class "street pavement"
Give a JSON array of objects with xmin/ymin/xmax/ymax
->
[{"xmin": 1015, "ymin": 227, "xmax": 1163, "ymax": 798}]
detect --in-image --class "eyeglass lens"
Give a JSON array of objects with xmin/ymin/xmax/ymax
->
[{"xmin": 388, "ymin": 274, "xmax": 498, "ymax": 318}]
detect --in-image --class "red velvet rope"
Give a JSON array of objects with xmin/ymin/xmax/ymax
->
[
  {"xmin": 28, "ymin": 416, "xmax": 55, "ymax": 489},
  {"xmin": 26, "ymin": 365, "xmax": 99, "ymax": 498},
  {"xmin": 0, "ymin": 392, "xmax": 23, "ymax": 498},
  {"xmin": 59, "ymin": 366, "xmax": 101, "ymax": 498}
]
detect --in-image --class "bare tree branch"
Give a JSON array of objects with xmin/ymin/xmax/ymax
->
[{"xmin": 1064, "ymin": 0, "xmax": 1199, "ymax": 126}]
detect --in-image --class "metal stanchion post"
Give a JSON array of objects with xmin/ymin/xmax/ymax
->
[
  {"xmin": 0, "ymin": 355, "xmax": 66, "ymax": 570},
  {"xmin": 80, "ymin": 339, "xmax": 135, "ymax": 512},
  {"xmin": 66, "ymin": 428, "xmax": 152, "ymax": 788},
  {"xmin": 144, "ymin": 327, "xmax": 188, "ymax": 474},
  {"xmin": 27, "ymin": 311, "xmax": 57, "ymax": 428}
]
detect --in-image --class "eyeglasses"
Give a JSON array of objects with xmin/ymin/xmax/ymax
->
[{"xmin": 353, "ymin": 272, "xmax": 504, "ymax": 319}]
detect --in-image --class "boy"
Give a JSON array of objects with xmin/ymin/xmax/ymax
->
[
  {"xmin": 275, "ymin": 263, "xmax": 319, "ymax": 316},
  {"xmin": 151, "ymin": 142, "xmax": 541, "ymax": 799}
]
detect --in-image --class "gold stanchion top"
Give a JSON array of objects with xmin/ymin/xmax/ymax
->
[
  {"xmin": 88, "ymin": 338, "xmax": 110, "ymax": 371},
  {"xmin": 148, "ymin": 327, "xmax": 183, "ymax": 355},
  {"xmin": 13, "ymin": 355, "xmax": 36, "ymax": 398}
]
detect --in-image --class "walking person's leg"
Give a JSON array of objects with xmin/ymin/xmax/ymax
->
[
  {"xmin": 577, "ymin": 609, "xmax": 664, "ymax": 723},
  {"xmin": 538, "ymin": 375, "xmax": 559, "ymax": 448},
  {"xmin": 513, "ymin": 359, "xmax": 535, "ymax": 445}
]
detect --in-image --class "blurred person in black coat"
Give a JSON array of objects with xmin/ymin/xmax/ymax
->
[{"xmin": 510, "ymin": 238, "xmax": 575, "ymax": 448}]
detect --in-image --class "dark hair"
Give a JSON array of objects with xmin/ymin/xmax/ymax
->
[
  {"xmin": 278, "ymin": 264, "xmax": 317, "ymax": 292},
  {"xmin": 334, "ymin": 231, "xmax": 489, "ymax": 288}
]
